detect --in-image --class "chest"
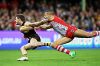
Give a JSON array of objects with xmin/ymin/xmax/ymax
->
[{"xmin": 50, "ymin": 21, "xmax": 67, "ymax": 29}]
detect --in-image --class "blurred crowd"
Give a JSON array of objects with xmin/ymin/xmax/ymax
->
[{"xmin": 0, "ymin": 0, "xmax": 100, "ymax": 31}]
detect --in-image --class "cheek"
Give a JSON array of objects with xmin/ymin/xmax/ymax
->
[
  {"xmin": 16, "ymin": 20, "xmax": 20, "ymax": 24},
  {"xmin": 16, "ymin": 19, "xmax": 19, "ymax": 23}
]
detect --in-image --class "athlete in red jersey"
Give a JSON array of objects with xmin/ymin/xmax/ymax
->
[
  {"xmin": 49, "ymin": 15, "xmax": 78, "ymax": 38},
  {"xmin": 25, "ymin": 11, "xmax": 100, "ymax": 58},
  {"xmin": 36, "ymin": 11, "xmax": 100, "ymax": 57}
]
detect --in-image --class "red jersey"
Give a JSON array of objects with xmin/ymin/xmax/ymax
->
[{"xmin": 49, "ymin": 16, "xmax": 77, "ymax": 38}]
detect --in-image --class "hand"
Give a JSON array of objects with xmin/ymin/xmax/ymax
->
[{"xmin": 41, "ymin": 18, "xmax": 48, "ymax": 22}]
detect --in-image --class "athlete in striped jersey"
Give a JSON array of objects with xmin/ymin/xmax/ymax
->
[{"xmin": 36, "ymin": 11, "xmax": 100, "ymax": 57}]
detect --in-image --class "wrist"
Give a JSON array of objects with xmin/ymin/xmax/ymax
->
[{"xmin": 42, "ymin": 19, "xmax": 48, "ymax": 22}]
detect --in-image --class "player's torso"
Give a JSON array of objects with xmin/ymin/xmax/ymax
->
[
  {"xmin": 20, "ymin": 22, "xmax": 39, "ymax": 38},
  {"xmin": 21, "ymin": 28, "xmax": 38, "ymax": 38},
  {"xmin": 49, "ymin": 21, "xmax": 69, "ymax": 36}
]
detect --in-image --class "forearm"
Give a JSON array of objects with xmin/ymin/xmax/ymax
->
[
  {"xmin": 45, "ymin": 26, "xmax": 52, "ymax": 29},
  {"xmin": 40, "ymin": 25, "xmax": 52, "ymax": 29},
  {"xmin": 30, "ymin": 19, "xmax": 49, "ymax": 27}
]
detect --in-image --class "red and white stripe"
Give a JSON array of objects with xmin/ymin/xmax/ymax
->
[
  {"xmin": 56, "ymin": 45, "xmax": 70, "ymax": 54},
  {"xmin": 56, "ymin": 45, "xmax": 61, "ymax": 51},
  {"xmin": 96, "ymin": 31, "xmax": 100, "ymax": 36}
]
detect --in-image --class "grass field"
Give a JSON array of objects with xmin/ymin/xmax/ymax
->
[{"xmin": 0, "ymin": 49, "xmax": 100, "ymax": 66}]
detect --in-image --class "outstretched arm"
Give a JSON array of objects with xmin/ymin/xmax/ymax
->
[
  {"xmin": 39, "ymin": 24, "xmax": 52, "ymax": 30},
  {"xmin": 25, "ymin": 19, "xmax": 49, "ymax": 27},
  {"xmin": 19, "ymin": 26, "xmax": 33, "ymax": 32}
]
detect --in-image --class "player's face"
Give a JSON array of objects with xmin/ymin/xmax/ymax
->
[
  {"xmin": 44, "ymin": 12, "xmax": 48, "ymax": 19},
  {"xmin": 44, "ymin": 12, "xmax": 54, "ymax": 19},
  {"xmin": 15, "ymin": 17, "xmax": 22, "ymax": 25},
  {"xmin": 44, "ymin": 12, "xmax": 54, "ymax": 21}
]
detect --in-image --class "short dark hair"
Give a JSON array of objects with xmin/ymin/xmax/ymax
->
[
  {"xmin": 44, "ymin": 10, "xmax": 54, "ymax": 15},
  {"xmin": 16, "ymin": 14, "xmax": 25, "ymax": 22}
]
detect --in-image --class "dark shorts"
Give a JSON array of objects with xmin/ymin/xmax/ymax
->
[{"xmin": 27, "ymin": 34, "xmax": 41, "ymax": 43}]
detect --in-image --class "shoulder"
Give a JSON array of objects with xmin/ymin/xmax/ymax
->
[
  {"xmin": 19, "ymin": 26, "xmax": 26, "ymax": 30},
  {"xmin": 24, "ymin": 22, "xmax": 31, "ymax": 26}
]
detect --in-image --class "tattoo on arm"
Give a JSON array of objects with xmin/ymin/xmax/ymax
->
[
  {"xmin": 40, "ymin": 24, "xmax": 52, "ymax": 29},
  {"xmin": 29, "ymin": 19, "xmax": 49, "ymax": 27}
]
